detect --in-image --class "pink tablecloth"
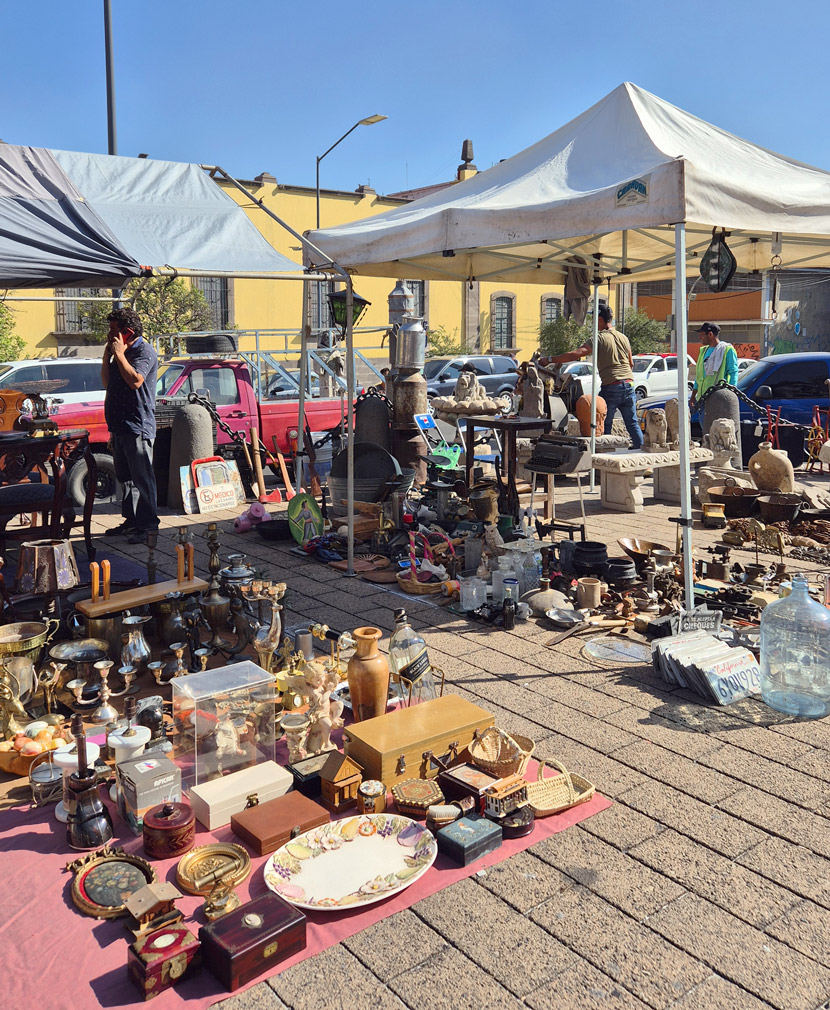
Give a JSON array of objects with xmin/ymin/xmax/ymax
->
[{"xmin": 0, "ymin": 775, "xmax": 610, "ymax": 1010}]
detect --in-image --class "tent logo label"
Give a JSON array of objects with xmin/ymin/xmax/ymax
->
[{"xmin": 616, "ymin": 176, "xmax": 650, "ymax": 207}]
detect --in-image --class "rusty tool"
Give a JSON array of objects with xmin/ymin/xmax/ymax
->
[
  {"xmin": 271, "ymin": 435, "xmax": 297, "ymax": 499},
  {"xmin": 252, "ymin": 426, "xmax": 282, "ymax": 504}
]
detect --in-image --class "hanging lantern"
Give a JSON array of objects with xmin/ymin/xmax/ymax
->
[{"xmin": 327, "ymin": 289, "xmax": 371, "ymax": 335}]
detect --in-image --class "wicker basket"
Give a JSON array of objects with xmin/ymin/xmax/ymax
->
[
  {"xmin": 395, "ymin": 571, "xmax": 445, "ymax": 595},
  {"xmin": 468, "ymin": 727, "xmax": 535, "ymax": 778},
  {"xmin": 526, "ymin": 758, "xmax": 595, "ymax": 818}
]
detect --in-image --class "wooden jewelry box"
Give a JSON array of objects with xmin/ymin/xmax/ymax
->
[
  {"xmin": 230, "ymin": 791, "xmax": 330, "ymax": 856},
  {"xmin": 343, "ymin": 695, "xmax": 494, "ymax": 787},
  {"xmin": 127, "ymin": 923, "xmax": 201, "ymax": 1000},
  {"xmin": 437, "ymin": 814, "xmax": 503, "ymax": 866},
  {"xmin": 188, "ymin": 761, "xmax": 294, "ymax": 830},
  {"xmin": 199, "ymin": 892, "xmax": 306, "ymax": 992},
  {"xmin": 438, "ymin": 763, "xmax": 500, "ymax": 809}
]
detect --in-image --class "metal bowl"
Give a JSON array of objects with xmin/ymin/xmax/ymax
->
[
  {"xmin": 758, "ymin": 494, "xmax": 802, "ymax": 524},
  {"xmin": 617, "ymin": 538, "xmax": 671, "ymax": 573}
]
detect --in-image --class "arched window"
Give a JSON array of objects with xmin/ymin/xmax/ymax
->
[
  {"xmin": 541, "ymin": 294, "xmax": 562, "ymax": 327},
  {"xmin": 490, "ymin": 292, "xmax": 515, "ymax": 350}
]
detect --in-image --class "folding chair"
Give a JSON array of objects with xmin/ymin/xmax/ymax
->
[
  {"xmin": 455, "ymin": 417, "xmax": 503, "ymax": 469},
  {"xmin": 413, "ymin": 413, "xmax": 462, "ymax": 469}
]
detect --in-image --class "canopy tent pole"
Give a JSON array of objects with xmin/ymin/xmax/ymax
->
[
  {"xmin": 674, "ymin": 222, "xmax": 694, "ymax": 608},
  {"xmin": 588, "ymin": 283, "xmax": 600, "ymax": 492},
  {"xmin": 345, "ymin": 279, "xmax": 355, "ymax": 576},
  {"xmin": 296, "ymin": 281, "xmax": 311, "ymax": 484}
]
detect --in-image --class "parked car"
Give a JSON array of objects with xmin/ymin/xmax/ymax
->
[
  {"xmin": 631, "ymin": 354, "xmax": 696, "ymax": 400},
  {"xmin": 265, "ymin": 370, "xmax": 320, "ymax": 399},
  {"xmin": 637, "ymin": 352, "xmax": 830, "ymax": 436},
  {"xmin": 0, "ymin": 358, "xmax": 106, "ymax": 405},
  {"xmin": 54, "ymin": 358, "xmax": 347, "ymax": 506},
  {"xmin": 424, "ymin": 355, "xmax": 518, "ymax": 399},
  {"xmin": 736, "ymin": 357, "xmax": 758, "ymax": 373}
]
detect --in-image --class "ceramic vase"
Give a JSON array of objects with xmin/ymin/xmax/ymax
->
[
  {"xmin": 575, "ymin": 394, "xmax": 607, "ymax": 438},
  {"xmin": 347, "ymin": 627, "xmax": 389, "ymax": 723},
  {"xmin": 748, "ymin": 442, "xmax": 795, "ymax": 493}
]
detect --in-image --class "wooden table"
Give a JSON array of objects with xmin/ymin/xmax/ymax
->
[
  {"xmin": 463, "ymin": 414, "xmax": 553, "ymax": 518},
  {"xmin": 0, "ymin": 428, "xmax": 97, "ymax": 559}
]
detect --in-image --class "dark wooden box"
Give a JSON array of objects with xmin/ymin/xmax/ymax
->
[
  {"xmin": 127, "ymin": 924, "xmax": 201, "ymax": 1000},
  {"xmin": 438, "ymin": 763, "xmax": 499, "ymax": 809},
  {"xmin": 199, "ymin": 892, "xmax": 306, "ymax": 992},
  {"xmin": 230, "ymin": 792, "xmax": 330, "ymax": 856},
  {"xmin": 437, "ymin": 814, "xmax": 502, "ymax": 866},
  {"xmin": 287, "ymin": 752, "xmax": 330, "ymax": 799}
]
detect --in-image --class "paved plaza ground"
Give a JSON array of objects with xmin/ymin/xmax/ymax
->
[{"xmin": 89, "ymin": 473, "xmax": 830, "ymax": 1010}]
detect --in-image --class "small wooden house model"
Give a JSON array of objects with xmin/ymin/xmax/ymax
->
[
  {"xmin": 125, "ymin": 881, "xmax": 183, "ymax": 937},
  {"xmin": 482, "ymin": 774, "xmax": 528, "ymax": 819},
  {"xmin": 319, "ymin": 751, "xmax": 362, "ymax": 812}
]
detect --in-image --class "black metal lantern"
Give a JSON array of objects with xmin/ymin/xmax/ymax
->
[{"xmin": 328, "ymin": 289, "xmax": 371, "ymax": 334}]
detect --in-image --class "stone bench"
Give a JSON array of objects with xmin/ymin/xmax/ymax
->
[{"xmin": 591, "ymin": 446, "xmax": 714, "ymax": 513}]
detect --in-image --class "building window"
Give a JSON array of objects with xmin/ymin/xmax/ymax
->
[
  {"xmin": 192, "ymin": 277, "xmax": 233, "ymax": 328},
  {"xmin": 490, "ymin": 292, "xmax": 515, "ymax": 350},
  {"xmin": 541, "ymin": 294, "xmax": 562, "ymax": 326},
  {"xmin": 54, "ymin": 288, "xmax": 104, "ymax": 332},
  {"xmin": 311, "ymin": 280, "xmax": 338, "ymax": 331},
  {"xmin": 404, "ymin": 280, "xmax": 427, "ymax": 320}
]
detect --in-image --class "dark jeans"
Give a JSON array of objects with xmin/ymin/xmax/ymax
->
[
  {"xmin": 601, "ymin": 382, "xmax": 644, "ymax": 449},
  {"xmin": 112, "ymin": 431, "xmax": 159, "ymax": 532}
]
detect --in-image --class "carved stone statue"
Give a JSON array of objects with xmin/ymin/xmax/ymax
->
[
  {"xmin": 665, "ymin": 399, "xmax": 680, "ymax": 444},
  {"xmin": 519, "ymin": 364, "xmax": 545, "ymax": 419},
  {"xmin": 644, "ymin": 408, "xmax": 668, "ymax": 449},
  {"xmin": 454, "ymin": 368, "xmax": 486, "ymax": 403},
  {"xmin": 708, "ymin": 417, "xmax": 739, "ymax": 468}
]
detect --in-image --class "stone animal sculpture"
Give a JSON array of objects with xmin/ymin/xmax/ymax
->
[
  {"xmin": 454, "ymin": 369, "xmax": 486, "ymax": 403},
  {"xmin": 708, "ymin": 417, "xmax": 740, "ymax": 468},
  {"xmin": 665, "ymin": 399, "xmax": 680, "ymax": 444},
  {"xmin": 644, "ymin": 408, "xmax": 668, "ymax": 449}
]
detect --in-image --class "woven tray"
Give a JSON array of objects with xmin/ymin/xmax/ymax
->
[
  {"xmin": 395, "ymin": 571, "xmax": 444, "ymax": 595},
  {"xmin": 525, "ymin": 758, "xmax": 595, "ymax": 818},
  {"xmin": 468, "ymin": 727, "xmax": 535, "ymax": 778}
]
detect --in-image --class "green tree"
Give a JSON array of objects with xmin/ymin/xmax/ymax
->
[
  {"xmin": 538, "ymin": 315, "xmax": 592, "ymax": 357},
  {"xmin": 77, "ymin": 278, "xmax": 216, "ymax": 345},
  {"xmin": 426, "ymin": 324, "xmax": 464, "ymax": 357},
  {"xmin": 0, "ymin": 301, "xmax": 26, "ymax": 361},
  {"xmin": 619, "ymin": 309, "xmax": 670, "ymax": 354}
]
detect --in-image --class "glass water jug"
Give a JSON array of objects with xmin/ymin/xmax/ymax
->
[{"xmin": 760, "ymin": 574, "xmax": 830, "ymax": 719}]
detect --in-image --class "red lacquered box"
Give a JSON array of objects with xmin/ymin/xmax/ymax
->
[
  {"xmin": 127, "ymin": 924, "xmax": 201, "ymax": 1000},
  {"xmin": 198, "ymin": 892, "xmax": 306, "ymax": 991}
]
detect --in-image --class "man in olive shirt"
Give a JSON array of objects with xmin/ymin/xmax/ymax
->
[
  {"xmin": 540, "ymin": 304, "xmax": 644, "ymax": 449},
  {"xmin": 101, "ymin": 307, "xmax": 159, "ymax": 544}
]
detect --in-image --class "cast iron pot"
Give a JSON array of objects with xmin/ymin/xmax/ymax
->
[
  {"xmin": 758, "ymin": 493, "xmax": 802, "ymax": 524},
  {"xmin": 571, "ymin": 541, "xmax": 608, "ymax": 578},
  {"xmin": 708, "ymin": 481, "xmax": 762, "ymax": 518}
]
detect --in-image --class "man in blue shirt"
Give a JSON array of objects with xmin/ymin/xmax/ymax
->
[{"xmin": 101, "ymin": 308, "xmax": 159, "ymax": 544}]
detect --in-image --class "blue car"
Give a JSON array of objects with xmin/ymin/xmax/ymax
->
[{"xmin": 637, "ymin": 352, "xmax": 830, "ymax": 436}]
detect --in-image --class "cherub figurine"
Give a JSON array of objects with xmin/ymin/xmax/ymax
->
[
  {"xmin": 214, "ymin": 709, "xmax": 245, "ymax": 774},
  {"xmin": 303, "ymin": 661, "xmax": 344, "ymax": 755}
]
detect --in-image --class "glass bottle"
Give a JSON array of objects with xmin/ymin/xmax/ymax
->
[
  {"xmin": 522, "ymin": 549, "xmax": 540, "ymax": 593},
  {"xmin": 491, "ymin": 557, "xmax": 513, "ymax": 604},
  {"xmin": 502, "ymin": 578, "xmax": 518, "ymax": 630},
  {"xmin": 389, "ymin": 608, "xmax": 437, "ymax": 706},
  {"xmin": 760, "ymin": 574, "xmax": 830, "ymax": 719}
]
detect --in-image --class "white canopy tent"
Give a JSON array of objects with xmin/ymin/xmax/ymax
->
[{"xmin": 308, "ymin": 82, "xmax": 830, "ymax": 605}]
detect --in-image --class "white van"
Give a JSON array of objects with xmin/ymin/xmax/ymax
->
[{"xmin": 0, "ymin": 358, "xmax": 106, "ymax": 405}]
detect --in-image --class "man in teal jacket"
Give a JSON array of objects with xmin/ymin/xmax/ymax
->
[{"xmin": 690, "ymin": 323, "xmax": 738, "ymax": 408}]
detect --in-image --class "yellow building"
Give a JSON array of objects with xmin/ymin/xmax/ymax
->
[{"xmin": 5, "ymin": 155, "xmax": 566, "ymax": 364}]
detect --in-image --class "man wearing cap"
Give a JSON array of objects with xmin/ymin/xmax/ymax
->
[
  {"xmin": 690, "ymin": 323, "xmax": 738, "ymax": 408},
  {"xmin": 539, "ymin": 304, "xmax": 643, "ymax": 449}
]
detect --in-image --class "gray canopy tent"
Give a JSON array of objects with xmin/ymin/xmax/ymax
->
[
  {"xmin": 308, "ymin": 81, "xmax": 830, "ymax": 605},
  {"xmin": 1, "ymin": 144, "xmax": 364, "ymax": 563}
]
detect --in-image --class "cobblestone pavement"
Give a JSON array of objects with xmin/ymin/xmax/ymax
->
[{"xmin": 89, "ymin": 473, "xmax": 830, "ymax": 1010}]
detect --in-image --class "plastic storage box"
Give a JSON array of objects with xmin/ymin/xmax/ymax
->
[{"xmin": 170, "ymin": 660, "xmax": 277, "ymax": 794}]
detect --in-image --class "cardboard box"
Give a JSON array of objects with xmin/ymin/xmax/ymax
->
[{"xmin": 117, "ymin": 755, "xmax": 182, "ymax": 836}]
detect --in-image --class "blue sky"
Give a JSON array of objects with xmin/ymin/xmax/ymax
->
[{"xmin": 3, "ymin": 0, "xmax": 828, "ymax": 198}]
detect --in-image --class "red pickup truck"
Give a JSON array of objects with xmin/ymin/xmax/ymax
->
[{"xmin": 55, "ymin": 358, "xmax": 348, "ymax": 505}]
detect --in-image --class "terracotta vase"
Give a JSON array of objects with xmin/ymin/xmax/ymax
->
[
  {"xmin": 748, "ymin": 441, "xmax": 795, "ymax": 492},
  {"xmin": 575, "ymin": 394, "xmax": 607, "ymax": 438},
  {"xmin": 347, "ymin": 627, "xmax": 389, "ymax": 722}
]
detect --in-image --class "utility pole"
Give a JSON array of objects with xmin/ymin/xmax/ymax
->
[{"xmin": 104, "ymin": 0, "xmax": 117, "ymax": 155}]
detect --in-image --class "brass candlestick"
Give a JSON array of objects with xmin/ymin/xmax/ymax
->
[{"xmin": 92, "ymin": 660, "xmax": 119, "ymax": 724}]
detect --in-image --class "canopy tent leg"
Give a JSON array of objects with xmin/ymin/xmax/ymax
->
[
  {"xmin": 346, "ymin": 279, "xmax": 355, "ymax": 577},
  {"xmin": 296, "ymin": 281, "xmax": 311, "ymax": 488},
  {"xmin": 674, "ymin": 222, "xmax": 694, "ymax": 608},
  {"xmin": 588, "ymin": 283, "xmax": 600, "ymax": 492}
]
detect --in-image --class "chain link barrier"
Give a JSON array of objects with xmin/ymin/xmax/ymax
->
[{"xmin": 695, "ymin": 379, "xmax": 813, "ymax": 435}]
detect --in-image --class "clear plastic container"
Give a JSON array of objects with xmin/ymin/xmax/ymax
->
[
  {"xmin": 459, "ymin": 577, "xmax": 486, "ymax": 611},
  {"xmin": 760, "ymin": 574, "xmax": 830, "ymax": 719},
  {"xmin": 491, "ymin": 558, "xmax": 514, "ymax": 604}
]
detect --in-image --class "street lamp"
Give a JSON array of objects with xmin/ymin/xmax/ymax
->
[{"xmin": 315, "ymin": 114, "xmax": 387, "ymax": 229}]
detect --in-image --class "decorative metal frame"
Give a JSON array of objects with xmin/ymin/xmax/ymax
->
[{"xmin": 65, "ymin": 844, "xmax": 157, "ymax": 919}]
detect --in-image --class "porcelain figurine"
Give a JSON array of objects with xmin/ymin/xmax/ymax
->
[{"xmin": 303, "ymin": 661, "xmax": 344, "ymax": 755}]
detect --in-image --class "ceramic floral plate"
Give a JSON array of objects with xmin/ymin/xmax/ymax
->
[{"xmin": 263, "ymin": 813, "xmax": 437, "ymax": 910}]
